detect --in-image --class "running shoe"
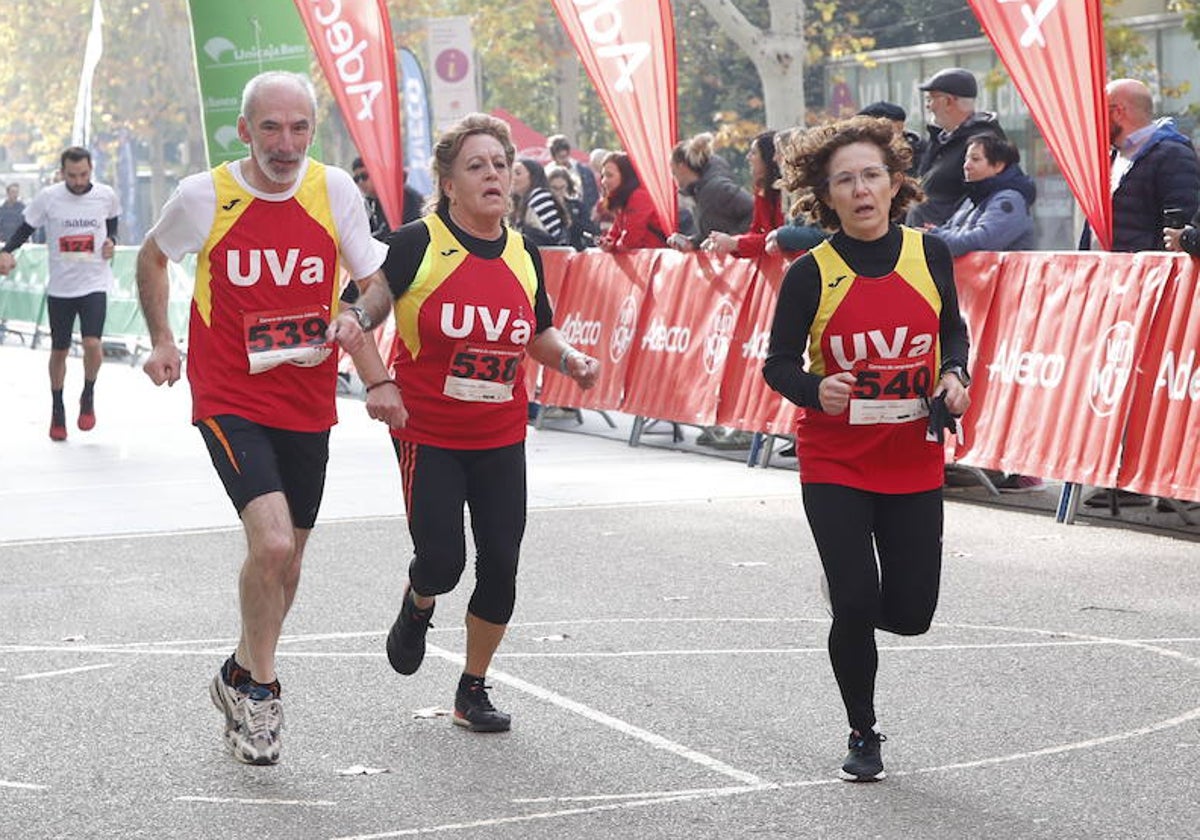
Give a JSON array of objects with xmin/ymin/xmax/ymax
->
[
  {"xmin": 49, "ymin": 407, "xmax": 67, "ymax": 442},
  {"xmin": 839, "ymin": 729, "xmax": 886, "ymax": 782},
  {"xmin": 209, "ymin": 673, "xmax": 284, "ymax": 766},
  {"xmin": 453, "ymin": 680, "xmax": 511, "ymax": 732},
  {"xmin": 386, "ymin": 586, "xmax": 434, "ymax": 675},
  {"xmin": 77, "ymin": 396, "xmax": 95, "ymax": 431}
]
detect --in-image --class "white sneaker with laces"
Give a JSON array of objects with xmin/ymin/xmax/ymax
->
[{"xmin": 209, "ymin": 674, "xmax": 284, "ymax": 765}]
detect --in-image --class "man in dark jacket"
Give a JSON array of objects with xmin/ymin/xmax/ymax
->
[
  {"xmin": 906, "ymin": 68, "xmax": 1006, "ymax": 227},
  {"xmin": 1080, "ymin": 78, "xmax": 1200, "ymax": 252},
  {"xmin": 1082, "ymin": 78, "xmax": 1199, "ymax": 511}
]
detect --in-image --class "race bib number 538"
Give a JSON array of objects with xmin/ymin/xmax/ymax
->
[
  {"xmin": 443, "ymin": 340, "xmax": 523, "ymax": 402},
  {"xmin": 848, "ymin": 356, "xmax": 933, "ymax": 425},
  {"xmin": 242, "ymin": 305, "xmax": 332, "ymax": 374}
]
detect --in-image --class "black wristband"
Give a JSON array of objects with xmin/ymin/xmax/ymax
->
[{"xmin": 365, "ymin": 378, "xmax": 398, "ymax": 393}]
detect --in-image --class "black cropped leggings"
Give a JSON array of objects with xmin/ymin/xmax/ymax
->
[
  {"xmin": 801, "ymin": 483, "xmax": 943, "ymax": 733},
  {"xmin": 392, "ymin": 439, "xmax": 526, "ymax": 625}
]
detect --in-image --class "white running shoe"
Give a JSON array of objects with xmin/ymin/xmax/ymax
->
[{"xmin": 209, "ymin": 674, "xmax": 284, "ymax": 765}]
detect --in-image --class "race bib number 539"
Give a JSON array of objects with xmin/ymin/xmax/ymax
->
[
  {"xmin": 848, "ymin": 356, "xmax": 933, "ymax": 425},
  {"xmin": 242, "ymin": 305, "xmax": 332, "ymax": 374}
]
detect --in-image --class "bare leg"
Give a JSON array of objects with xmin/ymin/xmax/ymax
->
[
  {"xmin": 48, "ymin": 349, "xmax": 68, "ymax": 390},
  {"xmin": 234, "ymin": 492, "xmax": 308, "ymax": 685},
  {"xmin": 80, "ymin": 336, "xmax": 102, "ymax": 383},
  {"xmin": 464, "ymin": 612, "xmax": 507, "ymax": 677}
]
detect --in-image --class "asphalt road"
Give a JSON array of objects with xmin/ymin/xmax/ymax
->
[{"xmin": 1, "ymin": 341, "xmax": 1198, "ymax": 840}]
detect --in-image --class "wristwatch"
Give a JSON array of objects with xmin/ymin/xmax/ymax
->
[
  {"xmin": 346, "ymin": 304, "xmax": 372, "ymax": 331},
  {"xmin": 942, "ymin": 365, "xmax": 971, "ymax": 387}
]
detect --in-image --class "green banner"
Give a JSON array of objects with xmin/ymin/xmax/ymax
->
[
  {"xmin": 186, "ymin": 0, "xmax": 315, "ymax": 167},
  {"xmin": 0, "ymin": 246, "xmax": 193, "ymax": 345}
]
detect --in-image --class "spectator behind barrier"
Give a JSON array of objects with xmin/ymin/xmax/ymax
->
[
  {"xmin": 547, "ymin": 164, "xmax": 597, "ymax": 251},
  {"xmin": 665, "ymin": 132, "xmax": 754, "ymax": 251},
  {"xmin": 907, "ymin": 67, "xmax": 1006, "ymax": 228},
  {"xmin": 510, "ymin": 157, "xmax": 569, "ymax": 247},
  {"xmin": 548, "ymin": 134, "xmax": 600, "ymax": 222},
  {"xmin": 767, "ymin": 127, "xmax": 830, "ymax": 256},
  {"xmin": 857, "ymin": 102, "xmax": 925, "ymax": 177},
  {"xmin": 596, "ymin": 151, "xmax": 667, "ymax": 252},
  {"xmin": 1081, "ymin": 77, "xmax": 1200, "ymax": 253},
  {"xmin": 929, "ymin": 134, "xmax": 1035, "ymax": 256},
  {"xmin": 704, "ymin": 130, "xmax": 785, "ymax": 258}
]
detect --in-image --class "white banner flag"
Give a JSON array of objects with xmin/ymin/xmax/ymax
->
[{"xmin": 72, "ymin": 0, "xmax": 105, "ymax": 148}]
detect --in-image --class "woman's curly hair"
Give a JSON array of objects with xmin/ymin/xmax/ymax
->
[{"xmin": 780, "ymin": 116, "xmax": 924, "ymax": 230}]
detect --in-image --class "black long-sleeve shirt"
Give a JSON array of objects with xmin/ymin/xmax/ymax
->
[{"xmin": 763, "ymin": 225, "xmax": 970, "ymax": 411}]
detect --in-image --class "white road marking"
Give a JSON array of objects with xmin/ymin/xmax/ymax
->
[
  {"xmin": 423, "ymin": 642, "xmax": 767, "ymax": 787},
  {"xmin": 13, "ymin": 662, "xmax": 116, "ymax": 681},
  {"xmin": 175, "ymin": 796, "xmax": 337, "ymax": 807},
  {"xmin": 0, "ymin": 780, "xmax": 49, "ymax": 791}
]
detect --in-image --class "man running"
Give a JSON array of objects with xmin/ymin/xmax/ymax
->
[
  {"xmin": 0, "ymin": 147, "xmax": 120, "ymax": 440},
  {"xmin": 135, "ymin": 71, "xmax": 404, "ymax": 766}
]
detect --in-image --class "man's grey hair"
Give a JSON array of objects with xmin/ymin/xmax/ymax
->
[{"xmin": 240, "ymin": 71, "xmax": 318, "ymax": 122}]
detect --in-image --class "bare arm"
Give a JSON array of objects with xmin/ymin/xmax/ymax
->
[
  {"xmin": 526, "ymin": 326, "xmax": 600, "ymax": 390},
  {"xmin": 135, "ymin": 236, "xmax": 182, "ymax": 386},
  {"xmin": 326, "ymin": 270, "xmax": 407, "ymax": 428}
]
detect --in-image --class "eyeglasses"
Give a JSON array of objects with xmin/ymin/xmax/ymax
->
[
  {"xmin": 825, "ymin": 165, "xmax": 891, "ymax": 192},
  {"xmin": 353, "ymin": 172, "xmax": 369, "ymax": 183}
]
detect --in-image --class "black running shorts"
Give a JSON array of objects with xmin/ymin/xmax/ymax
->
[
  {"xmin": 47, "ymin": 292, "xmax": 107, "ymax": 350},
  {"xmin": 196, "ymin": 414, "xmax": 330, "ymax": 529}
]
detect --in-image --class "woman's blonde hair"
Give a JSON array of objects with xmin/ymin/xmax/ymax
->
[
  {"xmin": 432, "ymin": 112, "xmax": 516, "ymax": 214},
  {"xmin": 781, "ymin": 116, "xmax": 923, "ymax": 230}
]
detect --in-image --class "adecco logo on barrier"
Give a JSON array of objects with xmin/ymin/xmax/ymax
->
[
  {"xmin": 1088, "ymin": 321, "xmax": 1135, "ymax": 417},
  {"xmin": 559, "ymin": 312, "xmax": 602, "ymax": 350},
  {"xmin": 1156, "ymin": 347, "xmax": 1200, "ymax": 402},
  {"xmin": 986, "ymin": 339, "xmax": 1066, "ymax": 389},
  {"xmin": 702, "ymin": 298, "xmax": 737, "ymax": 375},
  {"xmin": 609, "ymin": 295, "xmax": 639, "ymax": 363}
]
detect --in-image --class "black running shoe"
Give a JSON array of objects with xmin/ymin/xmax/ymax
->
[
  {"xmin": 839, "ymin": 729, "xmax": 886, "ymax": 781},
  {"xmin": 453, "ymin": 681, "xmax": 511, "ymax": 733},
  {"xmin": 386, "ymin": 586, "xmax": 434, "ymax": 675}
]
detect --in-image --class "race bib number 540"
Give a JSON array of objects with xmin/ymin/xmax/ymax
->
[
  {"xmin": 243, "ymin": 305, "xmax": 332, "ymax": 374},
  {"xmin": 848, "ymin": 356, "xmax": 933, "ymax": 425}
]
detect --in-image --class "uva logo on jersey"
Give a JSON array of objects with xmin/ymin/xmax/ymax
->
[
  {"xmin": 828, "ymin": 326, "xmax": 934, "ymax": 369},
  {"xmin": 226, "ymin": 248, "xmax": 328, "ymax": 287},
  {"xmin": 440, "ymin": 303, "xmax": 532, "ymax": 345}
]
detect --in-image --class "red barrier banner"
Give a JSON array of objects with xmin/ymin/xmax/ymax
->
[
  {"xmin": 525, "ymin": 247, "xmax": 574, "ymax": 400},
  {"xmin": 1117, "ymin": 256, "xmax": 1200, "ymax": 501},
  {"xmin": 716, "ymin": 254, "xmax": 799, "ymax": 434},
  {"xmin": 538, "ymin": 249, "xmax": 661, "ymax": 410},
  {"xmin": 294, "ymin": 0, "xmax": 405, "ymax": 229},
  {"xmin": 950, "ymin": 250, "xmax": 1007, "ymax": 458},
  {"xmin": 549, "ymin": 0, "xmax": 678, "ymax": 233},
  {"xmin": 956, "ymin": 251, "xmax": 1168, "ymax": 485},
  {"xmin": 621, "ymin": 251, "xmax": 755, "ymax": 424}
]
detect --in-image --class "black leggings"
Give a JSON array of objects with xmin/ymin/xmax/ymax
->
[
  {"xmin": 392, "ymin": 439, "xmax": 526, "ymax": 625},
  {"xmin": 801, "ymin": 483, "xmax": 943, "ymax": 733}
]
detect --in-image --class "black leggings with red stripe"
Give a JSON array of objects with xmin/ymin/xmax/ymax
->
[
  {"xmin": 392, "ymin": 439, "xmax": 526, "ymax": 625},
  {"xmin": 801, "ymin": 483, "xmax": 943, "ymax": 733}
]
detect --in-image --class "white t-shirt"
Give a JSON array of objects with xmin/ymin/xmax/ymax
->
[
  {"xmin": 24, "ymin": 181, "xmax": 121, "ymax": 298},
  {"xmin": 147, "ymin": 158, "xmax": 386, "ymax": 282}
]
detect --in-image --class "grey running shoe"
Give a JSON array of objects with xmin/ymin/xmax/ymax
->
[
  {"xmin": 209, "ymin": 674, "xmax": 284, "ymax": 766},
  {"xmin": 453, "ymin": 681, "xmax": 512, "ymax": 733},
  {"xmin": 839, "ymin": 729, "xmax": 886, "ymax": 781},
  {"xmin": 386, "ymin": 586, "xmax": 434, "ymax": 675}
]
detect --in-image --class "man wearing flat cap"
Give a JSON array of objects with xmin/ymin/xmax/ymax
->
[
  {"xmin": 906, "ymin": 67, "xmax": 1006, "ymax": 227},
  {"xmin": 858, "ymin": 101, "xmax": 926, "ymax": 176}
]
